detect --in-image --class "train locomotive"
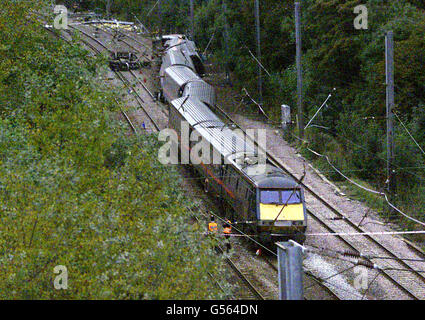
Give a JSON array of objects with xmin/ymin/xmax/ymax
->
[{"xmin": 159, "ymin": 34, "xmax": 307, "ymax": 244}]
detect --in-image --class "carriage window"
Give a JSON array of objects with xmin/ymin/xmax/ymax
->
[
  {"xmin": 260, "ymin": 191, "xmax": 280, "ymax": 204},
  {"xmin": 281, "ymin": 190, "xmax": 302, "ymax": 204}
]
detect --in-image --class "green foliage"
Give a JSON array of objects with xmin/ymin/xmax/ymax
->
[
  {"xmin": 73, "ymin": 0, "xmax": 425, "ymax": 231},
  {"xmin": 191, "ymin": 0, "xmax": 424, "ymax": 223},
  {"xmin": 0, "ymin": 1, "xmax": 227, "ymax": 299}
]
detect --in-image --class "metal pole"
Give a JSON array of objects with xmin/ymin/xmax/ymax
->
[
  {"xmin": 385, "ymin": 31, "xmax": 395, "ymax": 199},
  {"xmin": 158, "ymin": 0, "xmax": 162, "ymax": 36},
  {"xmin": 295, "ymin": 2, "xmax": 304, "ymax": 139},
  {"xmin": 190, "ymin": 0, "xmax": 195, "ymax": 40},
  {"xmin": 254, "ymin": 0, "xmax": 263, "ymax": 108},
  {"xmin": 277, "ymin": 242, "xmax": 304, "ymax": 300},
  {"xmin": 222, "ymin": 0, "xmax": 230, "ymax": 82},
  {"xmin": 106, "ymin": 0, "xmax": 112, "ymax": 17}
]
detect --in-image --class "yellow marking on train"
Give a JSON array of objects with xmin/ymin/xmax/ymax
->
[{"xmin": 260, "ymin": 204, "xmax": 304, "ymax": 221}]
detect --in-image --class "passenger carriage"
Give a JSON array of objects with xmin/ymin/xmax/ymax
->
[{"xmin": 160, "ymin": 35, "xmax": 307, "ymax": 244}]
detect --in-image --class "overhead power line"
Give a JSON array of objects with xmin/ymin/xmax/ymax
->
[
  {"xmin": 304, "ymin": 90, "xmax": 334, "ymax": 130},
  {"xmin": 291, "ymin": 133, "xmax": 425, "ymax": 228},
  {"xmin": 242, "ymin": 87, "xmax": 270, "ymax": 121},
  {"xmin": 146, "ymin": 0, "xmax": 160, "ymax": 17},
  {"xmin": 306, "ymin": 244, "xmax": 425, "ymax": 264},
  {"xmin": 394, "ymin": 111, "xmax": 425, "ymax": 157},
  {"xmin": 306, "ymin": 230, "xmax": 425, "ymax": 237},
  {"xmin": 245, "ymin": 46, "xmax": 272, "ymax": 77}
]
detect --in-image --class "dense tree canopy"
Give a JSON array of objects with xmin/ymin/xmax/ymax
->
[{"xmin": 0, "ymin": 0, "xmax": 226, "ymax": 299}]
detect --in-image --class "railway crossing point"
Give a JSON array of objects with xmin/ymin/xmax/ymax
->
[{"xmin": 277, "ymin": 241, "xmax": 304, "ymax": 300}]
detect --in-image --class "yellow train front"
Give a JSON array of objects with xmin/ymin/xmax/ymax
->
[
  {"xmin": 159, "ymin": 34, "xmax": 307, "ymax": 245},
  {"xmin": 252, "ymin": 173, "xmax": 307, "ymax": 244}
]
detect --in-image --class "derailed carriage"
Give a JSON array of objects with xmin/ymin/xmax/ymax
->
[{"xmin": 159, "ymin": 35, "xmax": 307, "ymax": 244}]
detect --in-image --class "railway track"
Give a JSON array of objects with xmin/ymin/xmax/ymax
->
[
  {"xmin": 217, "ymin": 246, "xmax": 266, "ymax": 300},
  {"xmin": 262, "ymin": 255, "xmax": 340, "ymax": 300},
  {"xmin": 70, "ymin": 17, "xmax": 152, "ymax": 53},
  {"xmin": 60, "ymin": 23, "xmax": 274, "ymax": 301},
  {"xmin": 93, "ymin": 22, "xmax": 152, "ymax": 58},
  {"xmin": 211, "ymin": 103, "xmax": 425, "ymax": 300},
  {"xmin": 188, "ymin": 209, "xmax": 268, "ymax": 300},
  {"xmin": 65, "ymin": 24, "xmax": 161, "ymax": 132},
  {"xmin": 70, "ymin": 20, "xmax": 351, "ymax": 300},
  {"xmin": 37, "ymin": 12, "xmax": 160, "ymax": 131},
  {"xmin": 37, "ymin": 11, "xmax": 274, "ymax": 301},
  {"xmin": 226, "ymin": 218, "xmax": 342, "ymax": 299},
  {"xmin": 41, "ymin": 13, "xmax": 425, "ymax": 300}
]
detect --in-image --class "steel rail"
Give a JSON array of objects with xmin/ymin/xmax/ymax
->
[
  {"xmin": 128, "ymin": 69, "xmax": 156, "ymax": 100},
  {"xmin": 90, "ymin": 23, "xmax": 151, "ymax": 59},
  {"xmin": 304, "ymin": 270, "xmax": 341, "ymax": 300},
  {"xmin": 114, "ymin": 70, "xmax": 160, "ymax": 131},
  {"xmin": 262, "ymin": 256, "xmax": 340, "ymax": 300},
  {"xmin": 190, "ymin": 212, "xmax": 265, "ymax": 300},
  {"xmin": 61, "ymin": 28, "xmax": 139, "ymax": 130},
  {"xmin": 44, "ymin": 13, "xmax": 425, "ymax": 300},
  {"xmin": 37, "ymin": 16, "xmax": 140, "ymax": 136},
  {"xmin": 99, "ymin": 22, "xmax": 152, "ymax": 51},
  {"xmin": 37, "ymin": 13, "xmax": 158, "ymax": 131},
  {"xmin": 217, "ymin": 246, "xmax": 266, "ymax": 300}
]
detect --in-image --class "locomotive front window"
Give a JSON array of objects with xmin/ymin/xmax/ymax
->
[
  {"xmin": 260, "ymin": 191, "xmax": 280, "ymax": 204},
  {"xmin": 261, "ymin": 190, "xmax": 302, "ymax": 204},
  {"xmin": 281, "ymin": 190, "xmax": 302, "ymax": 204}
]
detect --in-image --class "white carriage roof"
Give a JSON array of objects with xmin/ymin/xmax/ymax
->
[
  {"xmin": 164, "ymin": 36, "xmax": 184, "ymax": 49},
  {"xmin": 164, "ymin": 36, "xmax": 197, "ymax": 54},
  {"xmin": 163, "ymin": 49, "xmax": 188, "ymax": 65},
  {"xmin": 171, "ymin": 97, "xmax": 254, "ymax": 156},
  {"xmin": 164, "ymin": 66, "xmax": 200, "ymax": 87},
  {"xmin": 171, "ymin": 96, "xmax": 264, "ymax": 170},
  {"xmin": 182, "ymin": 81, "xmax": 216, "ymax": 106},
  {"xmin": 170, "ymin": 97, "xmax": 296, "ymax": 188},
  {"xmin": 161, "ymin": 50, "xmax": 195, "ymax": 76}
]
